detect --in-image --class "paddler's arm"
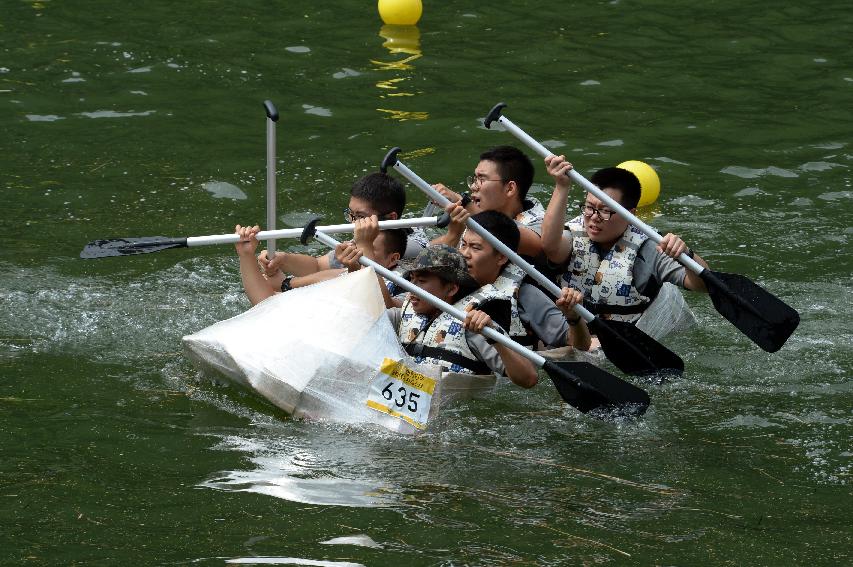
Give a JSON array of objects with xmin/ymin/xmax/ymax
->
[
  {"xmin": 464, "ymin": 309, "xmax": 538, "ymax": 388},
  {"xmin": 235, "ymin": 224, "xmax": 275, "ymax": 306},
  {"xmin": 516, "ymin": 225, "xmax": 544, "ymax": 258},
  {"xmin": 541, "ymin": 155, "xmax": 575, "ymax": 264},
  {"xmin": 335, "ymin": 216, "xmax": 398, "ymax": 308},
  {"xmin": 555, "ymin": 287, "xmax": 592, "ymax": 351},
  {"xmin": 259, "ymin": 249, "xmax": 332, "ymax": 278},
  {"xmin": 284, "ymin": 269, "xmax": 346, "ymax": 291},
  {"xmin": 430, "ymin": 201, "xmax": 469, "ymax": 247},
  {"xmin": 657, "ymin": 233, "xmax": 709, "ymax": 293}
]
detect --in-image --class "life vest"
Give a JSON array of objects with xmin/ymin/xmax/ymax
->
[
  {"xmin": 559, "ymin": 215, "xmax": 651, "ymax": 323},
  {"xmin": 487, "ymin": 264, "xmax": 537, "ymax": 347},
  {"xmin": 397, "ymin": 287, "xmax": 511, "ymax": 375},
  {"xmin": 516, "ymin": 197, "xmax": 545, "ymax": 232}
]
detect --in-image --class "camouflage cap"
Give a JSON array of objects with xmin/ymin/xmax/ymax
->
[{"xmin": 402, "ymin": 244, "xmax": 479, "ymax": 291}]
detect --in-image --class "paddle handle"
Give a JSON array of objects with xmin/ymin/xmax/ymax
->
[
  {"xmin": 312, "ymin": 230, "xmax": 549, "ymax": 369},
  {"xmin": 389, "ymin": 158, "xmax": 596, "ymax": 324},
  {"xmin": 264, "ymin": 100, "xmax": 279, "ymax": 262},
  {"xmin": 185, "ymin": 216, "xmax": 443, "ymax": 247},
  {"xmin": 495, "ymin": 113, "xmax": 706, "ymax": 275}
]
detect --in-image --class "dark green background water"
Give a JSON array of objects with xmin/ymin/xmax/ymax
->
[{"xmin": 2, "ymin": 1, "xmax": 850, "ymax": 565}]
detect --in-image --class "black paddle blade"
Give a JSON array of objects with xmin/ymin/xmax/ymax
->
[
  {"xmin": 702, "ymin": 270, "xmax": 800, "ymax": 353},
  {"xmin": 589, "ymin": 318, "xmax": 685, "ymax": 376},
  {"xmin": 80, "ymin": 237, "xmax": 188, "ymax": 259},
  {"xmin": 543, "ymin": 360, "xmax": 650, "ymax": 417}
]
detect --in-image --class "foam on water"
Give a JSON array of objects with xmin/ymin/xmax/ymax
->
[{"xmin": 0, "ymin": 258, "xmax": 246, "ymax": 362}]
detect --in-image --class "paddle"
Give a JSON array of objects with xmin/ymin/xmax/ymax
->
[
  {"xmin": 485, "ymin": 102, "xmax": 800, "ymax": 353},
  {"xmin": 263, "ymin": 100, "xmax": 280, "ymax": 263},
  {"xmin": 380, "ymin": 148, "xmax": 683, "ymax": 376},
  {"xmin": 301, "ymin": 220, "xmax": 651, "ymax": 416},
  {"xmin": 80, "ymin": 216, "xmax": 450, "ymax": 259}
]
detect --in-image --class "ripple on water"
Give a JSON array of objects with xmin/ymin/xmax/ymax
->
[
  {"xmin": 77, "ymin": 110, "xmax": 156, "ymax": 119},
  {"xmin": 225, "ymin": 558, "xmax": 365, "ymax": 566},
  {"xmin": 720, "ymin": 165, "xmax": 799, "ymax": 178},
  {"xmin": 303, "ymin": 104, "xmax": 332, "ymax": 117},
  {"xmin": 25, "ymin": 114, "xmax": 65, "ymax": 122},
  {"xmin": 817, "ymin": 191, "xmax": 852, "ymax": 201},
  {"xmin": 0, "ymin": 258, "xmax": 246, "ymax": 362},
  {"xmin": 799, "ymin": 161, "xmax": 847, "ymax": 172},
  {"xmin": 202, "ymin": 181, "xmax": 247, "ymax": 200}
]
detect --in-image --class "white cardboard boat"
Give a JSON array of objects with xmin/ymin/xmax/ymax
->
[{"xmin": 183, "ymin": 267, "xmax": 495, "ymax": 434}]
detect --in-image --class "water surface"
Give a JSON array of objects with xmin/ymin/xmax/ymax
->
[{"xmin": 2, "ymin": 1, "xmax": 851, "ymax": 564}]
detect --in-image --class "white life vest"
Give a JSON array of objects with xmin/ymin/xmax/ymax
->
[
  {"xmin": 397, "ymin": 287, "xmax": 510, "ymax": 375},
  {"xmin": 516, "ymin": 197, "xmax": 545, "ymax": 232},
  {"xmin": 559, "ymin": 215, "xmax": 651, "ymax": 323},
  {"xmin": 488, "ymin": 264, "xmax": 536, "ymax": 346}
]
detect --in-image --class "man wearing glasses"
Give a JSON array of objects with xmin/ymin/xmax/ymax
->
[
  {"xmin": 431, "ymin": 146, "xmax": 545, "ymax": 259},
  {"xmin": 540, "ymin": 156, "xmax": 709, "ymax": 324},
  {"xmin": 258, "ymin": 172, "xmax": 429, "ymax": 292}
]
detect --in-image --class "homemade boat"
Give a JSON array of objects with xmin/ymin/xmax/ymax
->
[
  {"xmin": 183, "ymin": 267, "xmax": 496, "ymax": 434},
  {"xmin": 183, "ymin": 268, "xmax": 695, "ymax": 432}
]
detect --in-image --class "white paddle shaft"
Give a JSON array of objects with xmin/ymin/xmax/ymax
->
[
  {"xmin": 185, "ymin": 216, "xmax": 442, "ymax": 247},
  {"xmin": 312, "ymin": 230, "xmax": 549, "ymax": 369},
  {"xmin": 390, "ymin": 159, "xmax": 596, "ymax": 324}
]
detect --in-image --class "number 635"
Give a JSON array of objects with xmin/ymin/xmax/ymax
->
[{"xmin": 381, "ymin": 382, "xmax": 420, "ymax": 412}]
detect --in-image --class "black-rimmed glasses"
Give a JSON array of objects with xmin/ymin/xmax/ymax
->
[
  {"xmin": 343, "ymin": 208, "xmax": 392, "ymax": 223},
  {"xmin": 466, "ymin": 174, "xmax": 504, "ymax": 189},
  {"xmin": 580, "ymin": 204, "xmax": 616, "ymax": 221}
]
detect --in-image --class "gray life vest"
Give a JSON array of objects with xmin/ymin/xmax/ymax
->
[
  {"xmin": 559, "ymin": 215, "xmax": 651, "ymax": 323},
  {"xmin": 396, "ymin": 287, "xmax": 511, "ymax": 375}
]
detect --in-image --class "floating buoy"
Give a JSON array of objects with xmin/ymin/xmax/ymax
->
[
  {"xmin": 378, "ymin": 0, "xmax": 422, "ymax": 25},
  {"xmin": 617, "ymin": 160, "xmax": 660, "ymax": 208}
]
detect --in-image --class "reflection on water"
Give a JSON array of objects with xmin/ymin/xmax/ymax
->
[
  {"xmin": 201, "ymin": 460, "xmax": 395, "ymax": 507},
  {"xmin": 226, "ymin": 558, "xmax": 365, "ymax": 566},
  {"xmin": 199, "ymin": 431, "xmax": 400, "ymax": 508},
  {"xmin": 371, "ymin": 25, "xmax": 427, "ymax": 122},
  {"xmin": 372, "ymin": 25, "xmax": 422, "ymax": 70}
]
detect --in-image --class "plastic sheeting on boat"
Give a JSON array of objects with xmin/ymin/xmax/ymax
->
[{"xmin": 182, "ymin": 267, "xmax": 495, "ymax": 434}]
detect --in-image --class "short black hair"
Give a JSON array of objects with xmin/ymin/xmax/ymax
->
[
  {"xmin": 590, "ymin": 167, "xmax": 641, "ymax": 209},
  {"xmin": 469, "ymin": 210, "xmax": 520, "ymax": 254},
  {"xmin": 479, "ymin": 146, "xmax": 534, "ymax": 201},
  {"xmin": 350, "ymin": 172, "xmax": 406, "ymax": 216},
  {"xmin": 379, "ymin": 228, "xmax": 408, "ymax": 258}
]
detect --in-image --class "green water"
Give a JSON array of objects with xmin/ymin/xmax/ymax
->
[{"xmin": 2, "ymin": 1, "xmax": 851, "ymax": 564}]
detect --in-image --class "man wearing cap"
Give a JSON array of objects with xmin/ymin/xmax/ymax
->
[{"xmin": 336, "ymin": 239, "xmax": 538, "ymax": 388}]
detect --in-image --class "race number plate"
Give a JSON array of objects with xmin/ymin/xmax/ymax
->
[{"xmin": 366, "ymin": 358, "xmax": 436, "ymax": 430}]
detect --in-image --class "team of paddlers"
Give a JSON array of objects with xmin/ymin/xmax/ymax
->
[{"xmin": 233, "ymin": 145, "xmax": 710, "ymax": 388}]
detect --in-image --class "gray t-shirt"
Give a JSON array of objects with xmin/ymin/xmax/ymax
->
[
  {"xmin": 517, "ymin": 283, "xmax": 569, "ymax": 348},
  {"xmin": 385, "ymin": 307, "xmax": 505, "ymax": 375},
  {"xmin": 632, "ymin": 239, "xmax": 687, "ymax": 298}
]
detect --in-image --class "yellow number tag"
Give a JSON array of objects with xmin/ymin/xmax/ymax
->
[{"xmin": 366, "ymin": 358, "xmax": 436, "ymax": 430}]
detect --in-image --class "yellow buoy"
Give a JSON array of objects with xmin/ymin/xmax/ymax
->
[
  {"xmin": 378, "ymin": 0, "xmax": 422, "ymax": 26},
  {"xmin": 617, "ymin": 160, "xmax": 660, "ymax": 208}
]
